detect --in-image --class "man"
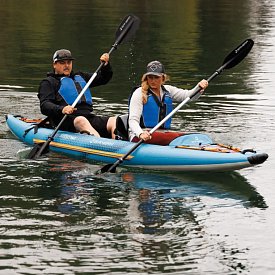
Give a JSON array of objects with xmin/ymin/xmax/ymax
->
[{"xmin": 37, "ymin": 49, "xmax": 116, "ymax": 138}]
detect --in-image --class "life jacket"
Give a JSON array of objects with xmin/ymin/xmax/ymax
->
[
  {"xmin": 115, "ymin": 86, "xmax": 173, "ymax": 141},
  {"xmin": 58, "ymin": 75, "xmax": 92, "ymax": 105},
  {"xmin": 141, "ymin": 86, "xmax": 173, "ymax": 129}
]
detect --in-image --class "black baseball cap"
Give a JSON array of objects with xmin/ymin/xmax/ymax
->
[
  {"xmin": 144, "ymin": 61, "xmax": 165, "ymax": 76},
  {"xmin": 53, "ymin": 49, "xmax": 74, "ymax": 63}
]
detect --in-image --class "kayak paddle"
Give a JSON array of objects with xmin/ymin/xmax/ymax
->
[
  {"xmin": 28, "ymin": 14, "xmax": 140, "ymax": 159},
  {"xmin": 98, "ymin": 38, "xmax": 254, "ymax": 174}
]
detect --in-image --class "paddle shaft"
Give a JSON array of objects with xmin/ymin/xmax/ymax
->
[
  {"xmin": 32, "ymin": 54, "xmax": 110, "ymax": 157},
  {"xmin": 150, "ymin": 44, "xmax": 252, "ymax": 134},
  {"xmin": 31, "ymin": 14, "xmax": 139, "ymax": 159},
  {"xmin": 150, "ymin": 57, "xmax": 230, "ymax": 133},
  {"xmin": 102, "ymin": 39, "xmax": 254, "ymax": 173},
  {"xmin": 61, "ymin": 14, "xmax": 137, "ymax": 111},
  {"xmin": 44, "ymin": 29, "xmax": 129, "ymax": 138},
  {"xmin": 104, "ymin": 75, "xmax": 210, "ymax": 172}
]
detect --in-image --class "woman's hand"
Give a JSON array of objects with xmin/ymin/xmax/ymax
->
[
  {"xmin": 139, "ymin": 130, "xmax": 151, "ymax": 141},
  {"xmin": 198, "ymin": 79, "xmax": 208, "ymax": 90}
]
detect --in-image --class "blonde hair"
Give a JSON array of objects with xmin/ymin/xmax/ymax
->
[{"xmin": 140, "ymin": 74, "xmax": 170, "ymax": 104}]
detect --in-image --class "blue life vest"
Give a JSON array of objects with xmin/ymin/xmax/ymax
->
[
  {"xmin": 142, "ymin": 86, "xmax": 173, "ymax": 129},
  {"xmin": 58, "ymin": 75, "xmax": 92, "ymax": 105}
]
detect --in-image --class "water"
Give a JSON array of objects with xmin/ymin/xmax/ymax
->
[{"xmin": 1, "ymin": 0, "xmax": 275, "ymax": 274}]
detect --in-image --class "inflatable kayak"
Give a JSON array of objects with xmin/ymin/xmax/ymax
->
[{"xmin": 5, "ymin": 114, "xmax": 268, "ymax": 172}]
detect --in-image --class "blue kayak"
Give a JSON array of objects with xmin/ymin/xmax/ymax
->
[{"xmin": 5, "ymin": 114, "xmax": 268, "ymax": 172}]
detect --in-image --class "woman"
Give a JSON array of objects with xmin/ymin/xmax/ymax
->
[{"xmin": 128, "ymin": 60, "xmax": 208, "ymax": 142}]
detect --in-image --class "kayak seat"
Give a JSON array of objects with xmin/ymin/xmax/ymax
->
[
  {"xmin": 22, "ymin": 116, "xmax": 54, "ymax": 137},
  {"xmin": 114, "ymin": 114, "xmax": 129, "ymax": 140}
]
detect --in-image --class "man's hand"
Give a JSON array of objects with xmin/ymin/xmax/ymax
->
[{"xmin": 62, "ymin": 105, "xmax": 77, "ymax": 115}]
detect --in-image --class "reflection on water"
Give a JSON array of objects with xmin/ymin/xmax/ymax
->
[
  {"xmin": 120, "ymin": 171, "xmax": 267, "ymax": 240},
  {"xmin": 0, "ymin": 156, "xmax": 268, "ymax": 273},
  {"xmin": 1, "ymin": 0, "xmax": 275, "ymax": 273}
]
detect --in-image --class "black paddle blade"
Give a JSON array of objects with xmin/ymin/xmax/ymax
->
[
  {"xmin": 27, "ymin": 142, "xmax": 49, "ymax": 159},
  {"xmin": 96, "ymin": 163, "xmax": 117, "ymax": 174},
  {"xmin": 222, "ymin": 39, "xmax": 254, "ymax": 70},
  {"xmin": 114, "ymin": 14, "xmax": 140, "ymax": 46},
  {"xmin": 27, "ymin": 14, "xmax": 140, "ymax": 161}
]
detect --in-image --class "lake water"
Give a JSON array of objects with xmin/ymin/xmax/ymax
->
[{"xmin": 1, "ymin": 0, "xmax": 275, "ymax": 274}]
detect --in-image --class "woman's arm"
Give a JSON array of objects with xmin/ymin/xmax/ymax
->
[
  {"xmin": 128, "ymin": 88, "xmax": 144, "ymax": 140},
  {"xmin": 165, "ymin": 79, "xmax": 208, "ymax": 102}
]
